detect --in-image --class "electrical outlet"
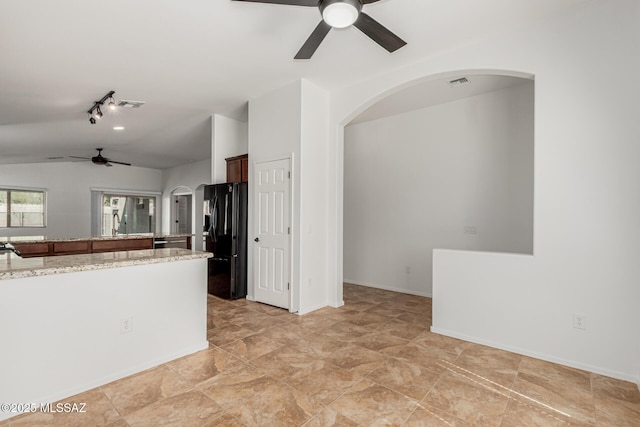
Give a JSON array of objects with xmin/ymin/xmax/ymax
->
[
  {"xmin": 573, "ymin": 314, "xmax": 586, "ymax": 330},
  {"xmin": 464, "ymin": 226, "xmax": 477, "ymax": 235},
  {"xmin": 120, "ymin": 316, "xmax": 133, "ymax": 334},
  {"xmin": 405, "ymin": 265, "xmax": 411, "ymax": 274}
]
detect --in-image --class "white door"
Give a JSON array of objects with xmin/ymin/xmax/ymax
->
[{"xmin": 253, "ymin": 158, "xmax": 291, "ymax": 309}]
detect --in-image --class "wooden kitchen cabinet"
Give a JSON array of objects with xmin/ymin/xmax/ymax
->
[
  {"xmin": 53, "ymin": 241, "xmax": 90, "ymax": 255},
  {"xmin": 14, "ymin": 237, "xmax": 154, "ymax": 258},
  {"xmin": 12, "ymin": 242, "xmax": 51, "ymax": 257},
  {"xmin": 91, "ymin": 238, "xmax": 153, "ymax": 253},
  {"xmin": 226, "ymin": 154, "xmax": 248, "ymax": 183}
]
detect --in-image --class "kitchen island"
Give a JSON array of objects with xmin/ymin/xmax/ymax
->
[{"xmin": 0, "ymin": 247, "xmax": 211, "ymax": 422}]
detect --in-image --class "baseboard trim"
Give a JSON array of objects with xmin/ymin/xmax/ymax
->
[
  {"xmin": 297, "ymin": 301, "xmax": 329, "ymax": 316},
  {"xmin": 343, "ymin": 279, "xmax": 432, "ymax": 298},
  {"xmin": 431, "ymin": 326, "xmax": 639, "ymax": 384},
  {"xmin": 331, "ymin": 300, "xmax": 345, "ymax": 309}
]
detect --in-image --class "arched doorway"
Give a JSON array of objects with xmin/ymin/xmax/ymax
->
[
  {"xmin": 337, "ymin": 70, "xmax": 535, "ymax": 301},
  {"xmin": 170, "ymin": 186, "xmax": 192, "ymax": 236}
]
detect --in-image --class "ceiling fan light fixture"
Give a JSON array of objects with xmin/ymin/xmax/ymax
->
[{"xmin": 321, "ymin": 0, "xmax": 361, "ymax": 29}]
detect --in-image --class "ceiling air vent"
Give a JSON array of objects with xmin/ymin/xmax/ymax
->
[
  {"xmin": 117, "ymin": 100, "xmax": 146, "ymax": 108},
  {"xmin": 448, "ymin": 77, "xmax": 470, "ymax": 88}
]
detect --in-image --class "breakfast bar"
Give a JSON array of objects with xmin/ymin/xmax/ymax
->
[{"xmin": 0, "ymin": 247, "xmax": 212, "ymax": 422}]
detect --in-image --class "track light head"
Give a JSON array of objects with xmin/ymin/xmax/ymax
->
[{"xmin": 86, "ymin": 90, "xmax": 116, "ymax": 125}]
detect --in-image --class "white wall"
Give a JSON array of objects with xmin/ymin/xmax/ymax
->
[
  {"xmin": 212, "ymin": 114, "xmax": 248, "ymax": 184},
  {"xmin": 0, "ymin": 162, "xmax": 161, "ymax": 239},
  {"xmin": 248, "ymin": 81, "xmax": 302, "ymax": 310},
  {"xmin": 0, "ymin": 258, "xmax": 208, "ymax": 422},
  {"xmin": 247, "ymin": 80, "xmax": 330, "ymax": 314},
  {"xmin": 343, "ymin": 82, "xmax": 534, "ymax": 296},
  {"xmin": 326, "ymin": 0, "xmax": 640, "ymax": 383},
  {"xmin": 299, "ymin": 80, "xmax": 330, "ymax": 313},
  {"xmin": 161, "ymin": 158, "xmax": 211, "ymax": 249}
]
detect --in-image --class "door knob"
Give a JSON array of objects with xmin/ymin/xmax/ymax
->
[{"xmin": 254, "ymin": 237, "xmax": 260, "ymax": 242}]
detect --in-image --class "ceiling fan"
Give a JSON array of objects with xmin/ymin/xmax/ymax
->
[
  {"xmin": 69, "ymin": 148, "xmax": 131, "ymax": 167},
  {"xmin": 232, "ymin": 0, "xmax": 406, "ymax": 59}
]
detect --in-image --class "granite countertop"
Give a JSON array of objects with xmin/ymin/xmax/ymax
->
[
  {"xmin": 0, "ymin": 234, "xmax": 195, "ymax": 244},
  {"xmin": 0, "ymin": 248, "xmax": 212, "ymax": 280}
]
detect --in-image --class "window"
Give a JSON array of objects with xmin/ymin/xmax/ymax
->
[
  {"xmin": 101, "ymin": 194, "xmax": 155, "ymax": 236},
  {"xmin": 0, "ymin": 189, "xmax": 46, "ymax": 228}
]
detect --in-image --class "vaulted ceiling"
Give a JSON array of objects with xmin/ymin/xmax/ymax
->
[{"xmin": 0, "ymin": 0, "xmax": 588, "ymax": 169}]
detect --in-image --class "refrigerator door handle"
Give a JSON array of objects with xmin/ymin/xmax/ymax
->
[
  {"xmin": 210, "ymin": 195, "xmax": 218, "ymax": 242},
  {"xmin": 224, "ymin": 193, "xmax": 229, "ymax": 234}
]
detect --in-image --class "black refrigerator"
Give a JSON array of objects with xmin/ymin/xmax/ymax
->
[{"xmin": 204, "ymin": 183, "xmax": 248, "ymax": 299}]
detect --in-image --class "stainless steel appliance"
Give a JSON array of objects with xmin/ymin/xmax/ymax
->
[
  {"xmin": 153, "ymin": 236, "xmax": 189, "ymax": 249},
  {"xmin": 204, "ymin": 183, "xmax": 248, "ymax": 299}
]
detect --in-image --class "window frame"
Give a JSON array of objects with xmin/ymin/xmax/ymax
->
[
  {"xmin": 91, "ymin": 188, "xmax": 161, "ymax": 237},
  {"xmin": 100, "ymin": 193, "xmax": 157, "ymax": 236},
  {"xmin": 0, "ymin": 187, "xmax": 47, "ymax": 228}
]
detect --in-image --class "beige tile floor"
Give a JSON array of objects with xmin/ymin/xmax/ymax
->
[{"xmin": 8, "ymin": 283, "xmax": 640, "ymax": 426}]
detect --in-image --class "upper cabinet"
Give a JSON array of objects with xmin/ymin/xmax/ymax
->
[{"xmin": 226, "ymin": 154, "xmax": 248, "ymax": 183}]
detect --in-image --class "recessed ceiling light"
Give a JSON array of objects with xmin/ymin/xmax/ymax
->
[{"xmin": 113, "ymin": 126, "xmax": 125, "ymax": 131}]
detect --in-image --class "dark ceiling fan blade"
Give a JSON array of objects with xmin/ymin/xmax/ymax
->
[
  {"xmin": 353, "ymin": 12, "xmax": 406, "ymax": 53},
  {"xmin": 231, "ymin": 0, "xmax": 318, "ymax": 6},
  {"xmin": 295, "ymin": 20, "xmax": 331, "ymax": 59},
  {"xmin": 362, "ymin": 0, "xmax": 383, "ymax": 3},
  {"xmin": 106, "ymin": 160, "xmax": 132, "ymax": 166},
  {"xmin": 69, "ymin": 156, "xmax": 91, "ymax": 160}
]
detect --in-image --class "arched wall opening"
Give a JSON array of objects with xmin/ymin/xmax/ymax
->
[
  {"xmin": 166, "ymin": 183, "xmax": 207, "ymax": 251},
  {"xmin": 170, "ymin": 186, "xmax": 192, "ymax": 236},
  {"xmin": 338, "ymin": 70, "xmax": 534, "ymax": 298}
]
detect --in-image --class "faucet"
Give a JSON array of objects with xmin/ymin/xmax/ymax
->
[
  {"xmin": 0, "ymin": 242, "xmax": 21, "ymax": 256},
  {"xmin": 112, "ymin": 212, "xmax": 121, "ymax": 236}
]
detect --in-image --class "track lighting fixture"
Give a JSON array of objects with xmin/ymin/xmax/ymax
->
[{"xmin": 86, "ymin": 90, "xmax": 115, "ymax": 125}]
